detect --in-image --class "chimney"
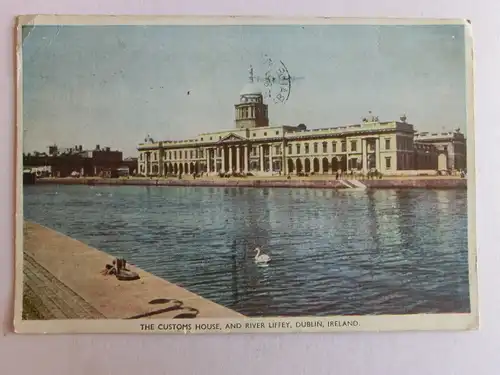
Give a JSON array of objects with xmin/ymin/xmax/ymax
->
[{"xmin": 96, "ymin": 144, "xmax": 100, "ymax": 151}]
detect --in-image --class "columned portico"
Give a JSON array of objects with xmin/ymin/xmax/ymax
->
[{"xmin": 214, "ymin": 134, "xmax": 254, "ymax": 174}]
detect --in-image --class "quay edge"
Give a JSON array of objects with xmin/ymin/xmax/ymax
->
[
  {"xmin": 21, "ymin": 221, "xmax": 243, "ymax": 321},
  {"xmin": 31, "ymin": 177, "xmax": 467, "ymax": 190}
]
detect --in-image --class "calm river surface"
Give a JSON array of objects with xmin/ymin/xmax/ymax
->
[{"xmin": 23, "ymin": 185, "xmax": 470, "ymax": 316}]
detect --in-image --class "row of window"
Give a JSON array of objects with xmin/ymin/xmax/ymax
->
[
  {"xmin": 251, "ymin": 145, "xmax": 282, "ymax": 156},
  {"xmin": 142, "ymin": 152, "xmax": 394, "ymax": 170},
  {"xmin": 288, "ymin": 141, "xmax": 346, "ymax": 155},
  {"xmin": 142, "ymin": 156, "xmax": 394, "ymax": 171},
  {"xmin": 286, "ymin": 139, "xmax": 391, "ymax": 156},
  {"xmin": 140, "ymin": 138, "xmax": 394, "ymax": 162},
  {"xmin": 164, "ymin": 131, "xmax": 397, "ymax": 146},
  {"xmin": 141, "ymin": 149, "xmax": 206, "ymax": 162}
]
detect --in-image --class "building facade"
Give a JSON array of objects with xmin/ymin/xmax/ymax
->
[
  {"xmin": 415, "ymin": 130, "xmax": 467, "ymax": 172},
  {"xmin": 24, "ymin": 144, "xmax": 124, "ymax": 177},
  {"xmin": 137, "ymin": 72, "xmax": 467, "ymax": 177}
]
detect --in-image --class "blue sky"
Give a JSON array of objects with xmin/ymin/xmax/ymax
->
[{"xmin": 22, "ymin": 24, "xmax": 467, "ymax": 157}]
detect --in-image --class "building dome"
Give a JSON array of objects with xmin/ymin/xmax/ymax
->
[
  {"xmin": 239, "ymin": 65, "xmax": 262, "ymax": 97},
  {"xmin": 240, "ymin": 82, "xmax": 262, "ymax": 96}
]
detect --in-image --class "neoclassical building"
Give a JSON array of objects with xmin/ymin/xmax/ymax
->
[{"xmin": 137, "ymin": 70, "xmax": 467, "ymax": 177}]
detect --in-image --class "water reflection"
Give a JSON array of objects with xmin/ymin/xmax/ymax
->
[{"xmin": 23, "ymin": 185, "xmax": 470, "ymax": 316}]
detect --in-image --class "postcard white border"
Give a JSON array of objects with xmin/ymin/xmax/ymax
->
[{"xmin": 13, "ymin": 15, "xmax": 478, "ymax": 334}]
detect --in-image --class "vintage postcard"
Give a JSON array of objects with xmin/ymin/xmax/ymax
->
[{"xmin": 14, "ymin": 15, "xmax": 477, "ymax": 334}]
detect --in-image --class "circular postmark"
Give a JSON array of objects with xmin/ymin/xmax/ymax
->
[{"xmin": 255, "ymin": 54, "xmax": 301, "ymax": 104}]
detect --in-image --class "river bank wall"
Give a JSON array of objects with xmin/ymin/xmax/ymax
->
[
  {"xmin": 32, "ymin": 177, "xmax": 467, "ymax": 189},
  {"xmin": 22, "ymin": 221, "xmax": 243, "ymax": 320},
  {"xmin": 362, "ymin": 178, "xmax": 467, "ymax": 189}
]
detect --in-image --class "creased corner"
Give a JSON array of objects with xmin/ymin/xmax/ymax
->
[
  {"xmin": 16, "ymin": 15, "xmax": 38, "ymax": 51},
  {"xmin": 16, "ymin": 15, "xmax": 40, "ymax": 28}
]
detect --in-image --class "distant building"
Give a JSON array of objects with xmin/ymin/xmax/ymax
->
[
  {"xmin": 414, "ymin": 130, "xmax": 467, "ymax": 172},
  {"xmin": 23, "ymin": 144, "xmax": 123, "ymax": 177},
  {"xmin": 137, "ymin": 68, "xmax": 467, "ymax": 177},
  {"xmin": 413, "ymin": 143, "xmax": 439, "ymax": 171},
  {"xmin": 24, "ymin": 165, "xmax": 52, "ymax": 177},
  {"xmin": 121, "ymin": 157, "xmax": 138, "ymax": 176}
]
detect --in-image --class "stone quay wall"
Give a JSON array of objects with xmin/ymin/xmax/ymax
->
[
  {"xmin": 33, "ymin": 177, "xmax": 467, "ymax": 190},
  {"xmin": 22, "ymin": 221, "xmax": 243, "ymax": 320},
  {"xmin": 361, "ymin": 178, "xmax": 467, "ymax": 189}
]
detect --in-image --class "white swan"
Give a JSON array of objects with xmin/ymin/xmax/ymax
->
[{"xmin": 254, "ymin": 247, "xmax": 271, "ymax": 264}]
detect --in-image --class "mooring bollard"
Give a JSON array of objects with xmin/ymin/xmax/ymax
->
[{"xmin": 116, "ymin": 258, "xmax": 122, "ymax": 273}]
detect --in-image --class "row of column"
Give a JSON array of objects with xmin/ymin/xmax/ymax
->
[
  {"xmin": 141, "ymin": 143, "xmax": 381, "ymax": 175},
  {"xmin": 205, "ymin": 144, "xmax": 275, "ymax": 173},
  {"xmin": 143, "ymin": 138, "xmax": 382, "ymax": 175},
  {"xmin": 359, "ymin": 137, "xmax": 380, "ymax": 172}
]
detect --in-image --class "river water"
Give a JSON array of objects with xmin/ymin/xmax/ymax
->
[{"xmin": 23, "ymin": 185, "xmax": 470, "ymax": 317}]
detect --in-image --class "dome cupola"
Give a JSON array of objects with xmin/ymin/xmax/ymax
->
[
  {"xmin": 239, "ymin": 66, "xmax": 263, "ymax": 103},
  {"xmin": 234, "ymin": 65, "xmax": 269, "ymax": 129}
]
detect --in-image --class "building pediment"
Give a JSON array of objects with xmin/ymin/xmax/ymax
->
[{"xmin": 217, "ymin": 133, "xmax": 246, "ymax": 144}]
